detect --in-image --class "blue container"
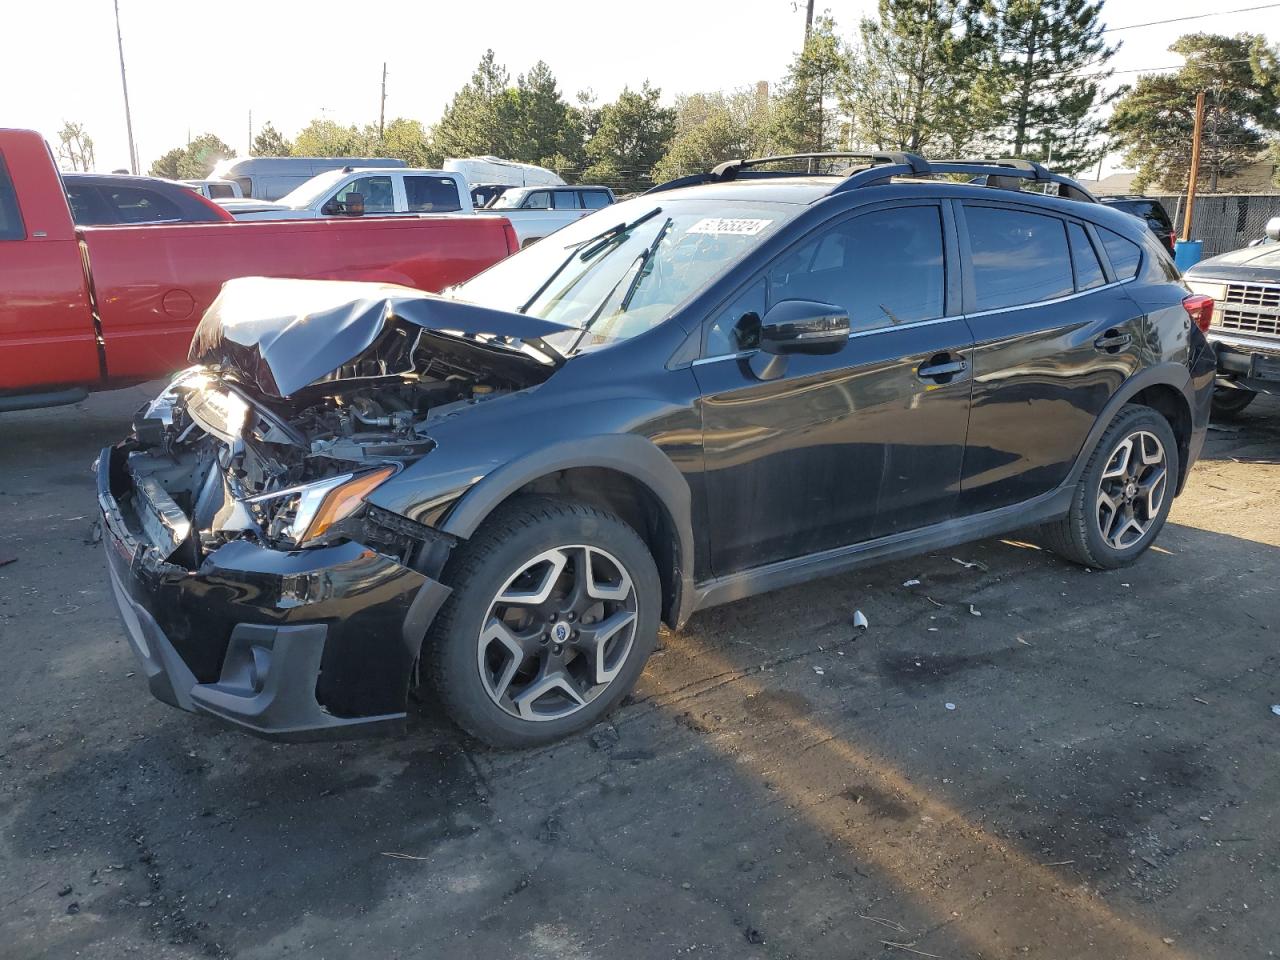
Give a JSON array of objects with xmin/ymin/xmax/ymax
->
[{"xmin": 1174, "ymin": 240, "xmax": 1203, "ymax": 271}]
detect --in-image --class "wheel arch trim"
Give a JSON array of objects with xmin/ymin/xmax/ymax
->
[{"xmin": 436, "ymin": 434, "xmax": 698, "ymax": 627}]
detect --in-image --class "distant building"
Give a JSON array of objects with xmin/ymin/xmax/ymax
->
[{"xmin": 1078, "ymin": 151, "xmax": 1277, "ymax": 196}]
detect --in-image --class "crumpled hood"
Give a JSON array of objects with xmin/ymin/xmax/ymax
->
[
  {"xmin": 189, "ymin": 276, "xmax": 570, "ymax": 398},
  {"xmin": 1186, "ymin": 241, "xmax": 1280, "ymax": 283}
]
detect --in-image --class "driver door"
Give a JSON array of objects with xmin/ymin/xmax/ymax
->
[{"xmin": 693, "ymin": 202, "xmax": 974, "ymax": 577}]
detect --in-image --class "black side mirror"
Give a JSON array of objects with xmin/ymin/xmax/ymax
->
[{"xmin": 750, "ymin": 299, "xmax": 850, "ymax": 380}]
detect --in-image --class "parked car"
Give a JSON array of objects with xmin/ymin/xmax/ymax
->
[
  {"xmin": 180, "ymin": 178, "xmax": 244, "ymax": 200},
  {"xmin": 1184, "ymin": 216, "xmax": 1280, "ymax": 417},
  {"xmin": 1098, "ymin": 196, "xmax": 1177, "ymax": 255},
  {"xmin": 0, "ymin": 129, "xmax": 519, "ymax": 410},
  {"xmin": 484, "ymin": 185, "xmax": 616, "ymax": 246},
  {"xmin": 63, "ymin": 173, "xmax": 234, "ymax": 225},
  {"xmin": 219, "ymin": 168, "xmax": 472, "ymax": 221},
  {"xmin": 208, "ymin": 156, "xmax": 408, "ymax": 200},
  {"xmin": 97, "ymin": 151, "xmax": 1215, "ymax": 748}
]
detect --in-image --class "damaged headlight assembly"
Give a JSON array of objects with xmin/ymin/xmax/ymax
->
[{"xmin": 249, "ymin": 465, "xmax": 396, "ymax": 548}]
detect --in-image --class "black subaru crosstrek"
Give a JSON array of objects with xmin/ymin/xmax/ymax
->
[{"xmin": 98, "ymin": 153, "xmax": 1217, "ymax": 747}]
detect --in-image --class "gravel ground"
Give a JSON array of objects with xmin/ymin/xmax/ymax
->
[{"xmin": 1, "ymin": 385, "xmax": 1277, "ymax": 960}]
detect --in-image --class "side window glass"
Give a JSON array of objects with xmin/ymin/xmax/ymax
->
[
  {"xmin": 552, "ymin": 191, "xmax": 580, "ymax": 210},
  {"xmin": 65, "ymin": 183, "xmax": 102, "ymax": 225},
  {"xmin": 581, "ymin": 191, "xmax": 610, "ymax": 209},
  {"xmin": 0, "ymin": 154, "xmax": 25, "ymax": 239},
  {"xmin": 340, "ymin": 176, "xmax": 394, "ymax": 213},
  {"xmin": 706, "ymin": 280, "xmax": 766, "ymax": 357},
  {"xmin": 1068, "ymin": 222, "xmax": 1106, "ymax": 291},
  {"xmin": 405, "ymin": 175, "xmax": 461, "ymax": 212},
  {"xmin": 768, "ymin": 205, "xmax": 946, "ymax": 332},
  {"xmin": 964, "ymin": 206, "xmax": 1073, "ymax": 310},
  {"xmin": 1098, "ymin": 227, "xmax": 1142, "ymax": 280},
  {"xmin": 106, "ymin": 187, "xmax": 181, "ymax": 223},
  {"xmin": 523, "ymin": 191, "xmax": 551, "ymax": 209}
]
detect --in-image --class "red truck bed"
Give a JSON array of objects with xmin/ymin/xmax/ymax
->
[{"xmin": 0, "ymin": 129, "xmax": 518, "ymax": 401}]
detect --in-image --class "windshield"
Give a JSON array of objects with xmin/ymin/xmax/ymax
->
[
  {"xmin": 452, "ymin": 196, "xmax": 796, "ymax": 353},
  {"xmin": 488, "ymin": 189, "xmax": 528, "ymax": 210},
  {"xmin": 274, "ymin": 170, "xmax": 351, "ymax": 209}
]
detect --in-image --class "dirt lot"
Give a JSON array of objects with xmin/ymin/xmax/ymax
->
[{"xmin": 1, "ymin": 385, "xmax": 1277, "ymax": 960}]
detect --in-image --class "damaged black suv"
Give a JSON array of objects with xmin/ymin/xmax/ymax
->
[{"xmin": 98, "ymin": 153, "xmax": 1217, "ymax": 747}]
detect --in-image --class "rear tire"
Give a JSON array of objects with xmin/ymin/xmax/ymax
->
[
  {"xmin": 1211, "ymin": 385, "xmax": 1256, "ymax": 419},
  {"xmin": 1041, "ymin": 405, "xmax": 1179, "ymax": 569},
  {"xmin": 425, "ymin": 496, "xmax": 660, "ymax": 748}
]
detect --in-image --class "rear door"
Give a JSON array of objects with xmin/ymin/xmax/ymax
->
[
  {"xmin": 956, "ymin": 201, "xmax": 1146, "ymax": 513},
  {"xmin": 694, "ymin": 201, "xmax": 974, "ymax": 575}
]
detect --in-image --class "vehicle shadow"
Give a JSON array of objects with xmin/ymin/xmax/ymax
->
[{"xmin": 10, "ymin": 516, "xmax": 1277, "ymax": 960}]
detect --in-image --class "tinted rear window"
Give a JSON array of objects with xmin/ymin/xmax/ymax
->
[
  {"xmin": 1068, "ymin": 222, "xmax": 1106, "ymax": 291},
  {"xmin": 405, "ymin": 175, "xmax": 461, "ymax": 212},
  {"xmin": 552, "ymin": 191, "xmax": 580, "ymax": 210},
  {"xmin": 208, "ymin": 183, "xmax": 235, "ymax": 199},
  {"xmin": 964, "ymin": 206, "xmax": 1073, "ymax": 311},
  {"xmin": 105, "ymin": 186, "xmax": 182, "ymax": 223},
  {"xmin": 1098, "ymin": 228, "xmax": 1142, "ymax": 280},
  {"xmin": 582, "ymin": 190, "xmax": 611, "ymax": 209},
  {"xmin": 0, "ymin": 153, "xmax": 24, "ymax": 240}
]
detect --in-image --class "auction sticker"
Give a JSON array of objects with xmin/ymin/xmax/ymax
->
[{"xmin": 688, "ymin": 218, "xmax": 773, "ymax": 236}]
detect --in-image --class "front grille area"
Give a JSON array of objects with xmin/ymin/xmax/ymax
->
[
  {"xmin": 1217, "ymin": 282, "xmax": 1280, "ymax": 338},
  {"xmin": 1225, "ymin": 283, "xmax": 1280, "ymax": 309}
]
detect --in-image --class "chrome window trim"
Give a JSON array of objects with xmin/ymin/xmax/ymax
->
[{"xmin": 963, "ymin": 275, "xmax": 1135, "ymax": 322}]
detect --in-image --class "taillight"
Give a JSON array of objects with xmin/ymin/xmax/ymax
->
[{"xmin": 1183, "ymin": 294, "xmax": 1214, "ymax": 333}]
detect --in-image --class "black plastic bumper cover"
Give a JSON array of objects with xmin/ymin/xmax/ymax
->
[
  {"xmin": 1209, "ymin": 335, "xmax": 1280, "ymax": 394},
  {"xmin": 98, "ymin": 447, "xmax": 450, "ymax": 741}
]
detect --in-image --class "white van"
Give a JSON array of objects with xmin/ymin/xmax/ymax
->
[
  {"xmin": 444, "ymin": 157, "xmax": 563, "ymax": 208},
  {"xmin": 209, "ymin": 156, "xmax": 408, "ymax": 200}
]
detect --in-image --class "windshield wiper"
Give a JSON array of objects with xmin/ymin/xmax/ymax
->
[
  {"xmin": 517, "ymin": 207, "xmax": 663, "ymax": 314},
  {"xmin": 619, "ymin": 216, "xmax": 673, "ymax": 311}
]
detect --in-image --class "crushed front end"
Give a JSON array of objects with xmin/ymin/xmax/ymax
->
[{"xmin": 97, "ymin": 278, "xmax": 566, "ymax": 739}]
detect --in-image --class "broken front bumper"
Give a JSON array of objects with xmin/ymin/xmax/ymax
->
[
  {"xmin": 1208, "ymin": 330, "xmax": 1280, "ymax": 395},
  {"xmin": 97, "ymin": 446, "xmax": 450, "ymax": 741}
]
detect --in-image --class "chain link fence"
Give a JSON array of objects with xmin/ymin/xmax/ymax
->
[{"xmin": 1149, "ymin": 193, "xmax": 1280, "ymax": 258}]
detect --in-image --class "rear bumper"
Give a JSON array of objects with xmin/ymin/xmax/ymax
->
[
  {"xmin": 1207, "ymin": 329, "xmax": 1280, "ymax": 394},
  {"xmin": 97, "ymin": 446, "xmax": 450, "ymax": 741}
]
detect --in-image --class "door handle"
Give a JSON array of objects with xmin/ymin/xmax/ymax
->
[
  {"xmin": 917, "ymin": 357, "xmax": 968, "ymax": 382},
  {"xmin": 1094, "ymin": 331, "xmax": 1132, "ymax": 352}
]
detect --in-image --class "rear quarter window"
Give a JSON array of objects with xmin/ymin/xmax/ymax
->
[
  {"xmin": 582, "ymin": 191, "xmax": 611, "ymax": 209},
  {"xmin": 0, "ymin": 153, "xmax": 25, "ymax": 240},
  {"xmin": 1097, "ymin": 228, "xmax": 1142, "ymax": 280}
]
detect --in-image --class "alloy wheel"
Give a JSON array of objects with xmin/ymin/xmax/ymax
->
[
  {"xmin": 476, "ymin": 545, "xmax": 639, "ymax": 722},
  {"xmin": 1095, "ymin": 430, "xmax": 1168, "ymax": 550}
]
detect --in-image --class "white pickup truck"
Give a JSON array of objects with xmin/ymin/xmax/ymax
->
[
  {"xmin": 219, "ymin": 168, "xmax": 473, "ymax": 221},
  {"xmin": 484, "ymin": 185, "xmax": 615, "ymax": 246}
]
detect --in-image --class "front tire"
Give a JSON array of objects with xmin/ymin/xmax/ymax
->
[
  {"xmin": 1041, "ymin": 405, "xmax": 1179, "ymax": 569},
  {"xmin": 425, "ymin": 497, "xmax": 660, "ymax": 748},
  {"xmin": 1211, "ymin": 385, "xmax": 1256, "ymax": 419}
]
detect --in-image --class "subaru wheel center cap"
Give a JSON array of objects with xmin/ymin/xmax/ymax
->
[{"xmin": 551, "ymin": 620, "xmax": 572, "ymax": 643}]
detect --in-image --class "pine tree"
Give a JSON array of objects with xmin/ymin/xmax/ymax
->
[
  {"xmin": 1110, "ymin": 33, "xmax": 1280, "ymax": 192},
  {"xmin": 430, "ymin": 50, "xmax": 516, "ymax": 158},
  {"xmin": 988, "ymin": 0, "xmax": 1118, "ymax": 174},
  {"xmin": 251, "ymin": 122, "xmax": 291, "ymax": 157},
  {"xmin": 583, "ymin": 83, "xmax": 676, "ymax": 192},
  {"xmin": 844, "ymin": 0, "xmax": 998, "ymax": 155},
  {"xmin": 510, "ymin": 62, "xmax": 575, "ymax": 166},
  {"xmin": 148, "ymin": 147, "xmax": 184, "ymax": 180},
  {"xmin": 652, "ymin": 89, "xmax": 771, "ymax": 183},
  {"xmin": 770, "ymin": 16, "xmax": 849, "ymax": 154},
  {"xmin": 177, "ymin": 134, "xmax": 234, "ymax": 178}
]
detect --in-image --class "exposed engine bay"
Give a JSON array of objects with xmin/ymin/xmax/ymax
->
[{"xmin": 112, "ymin": 277, "xmax": 574, "ymax": 569}]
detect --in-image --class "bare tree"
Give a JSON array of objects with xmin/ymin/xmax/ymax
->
[{"xmin": 57, "ymin": 121, "xmax": 96, "ymax": 171}]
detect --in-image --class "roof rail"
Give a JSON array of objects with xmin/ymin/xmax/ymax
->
[
  {"xmin": 645, "ymin": 152, "xmax": 1096, "ymax": 202},
  {"xmin": 645, "ymin": 151, "xmax": 929, "ymax": 195}
]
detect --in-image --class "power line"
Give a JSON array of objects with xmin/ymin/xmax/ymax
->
[{"xmin": 1102, "ymin": 2, "xmax": 1280, "ymax": 33}]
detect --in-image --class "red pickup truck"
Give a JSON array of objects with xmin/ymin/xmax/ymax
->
[{"xmin": 0, "ymin": 129, "xmax": 518, "ymax": 410}]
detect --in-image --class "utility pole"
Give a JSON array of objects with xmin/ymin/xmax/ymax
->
[
  {"xmin": 1182, "ymin": 90, "xmax": 1206, "ymax": 242},
  {"xmin": 248, "ymin": 109, "xmax": 253, "ymax": 155},
  {"xmin": 113, "ymin": 0, "xmax": 138, "ymax": 174},
  {"xmin": 379, "ymin": 62, "xmax": 387, "ymax": 141}
]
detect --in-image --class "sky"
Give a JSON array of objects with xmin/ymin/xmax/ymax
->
[{"xmin": 6, "ymin": 0, "xmax": 1278, "ymax": 177}]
